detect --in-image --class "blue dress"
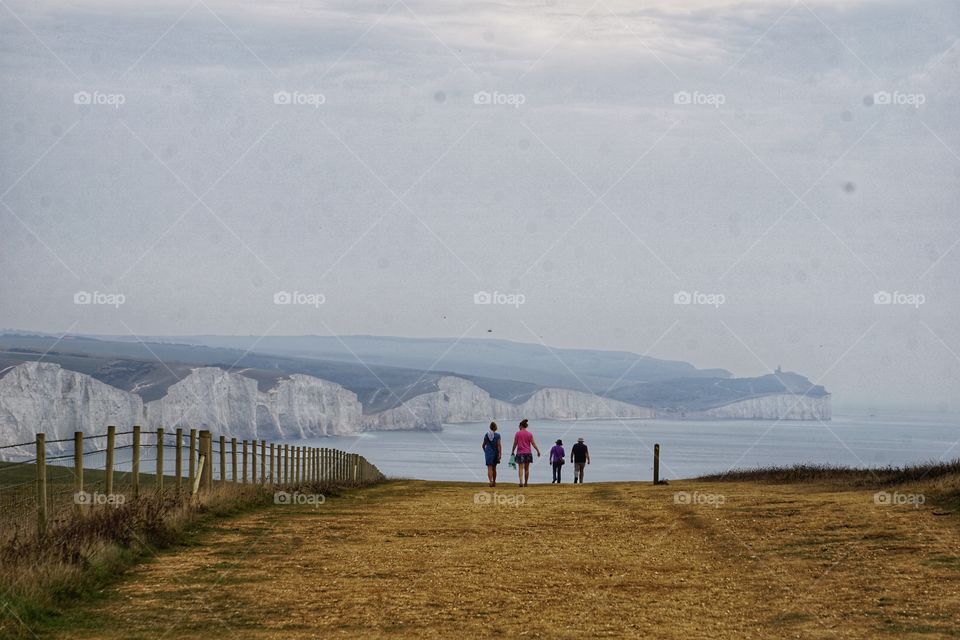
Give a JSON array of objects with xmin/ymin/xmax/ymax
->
[{"xmin": 483, "ymin": 432, "xmax": 501, "ymax": 466}]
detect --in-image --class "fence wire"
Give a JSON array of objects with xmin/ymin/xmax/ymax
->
[{"xmin": 0, "ymin": 428, "xmax": 384, "ymax": 540}]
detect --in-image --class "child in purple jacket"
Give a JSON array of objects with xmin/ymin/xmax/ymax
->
[{"xmin": 549, "ymin": 439, "xmax": 565, "ymax": 484}]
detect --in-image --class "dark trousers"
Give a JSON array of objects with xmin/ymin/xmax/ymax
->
[{"xmin": 552, "ymin": 462, "xmax": 563, "ymax": 483}]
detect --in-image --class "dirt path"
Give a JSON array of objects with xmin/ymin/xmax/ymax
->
[{"xmin": 46, "ymin": 480, "xmax": 960, "ymax": 639}]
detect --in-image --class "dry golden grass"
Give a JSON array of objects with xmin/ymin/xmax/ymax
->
[{"xmin": 33, "ymin": 478, "xmax": 960, "ymax": 639}]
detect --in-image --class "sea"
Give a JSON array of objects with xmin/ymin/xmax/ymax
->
[{"xmin": 292, "ymin": 410, "xmax": 960, "ymax": 483}]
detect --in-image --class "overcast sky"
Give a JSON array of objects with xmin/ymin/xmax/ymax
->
[{"xmin": 1, "ymin": 0, "xmax": 958, "ymax": 410}]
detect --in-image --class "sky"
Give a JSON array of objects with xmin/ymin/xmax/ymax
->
[{"xmin": 0, "ymin": 0, "xmax": 958, "ymax": 410}]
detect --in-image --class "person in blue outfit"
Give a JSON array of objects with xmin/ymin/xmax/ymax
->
[{"xmin": 482, "ymin": 421, "xmax": 502, "ymax": 487}]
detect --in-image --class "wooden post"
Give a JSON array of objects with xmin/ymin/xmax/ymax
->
[
  {"xmin": 156, "ymin": 428, "xmax": 164, "ymax": 492},
  {"xmin": 294, "ymin": 447, "xmax": 300, "ymax": 484},
  {"xmin": 199, "ymin": 429, "xmax": 213, "ymax": 492},
  {"xmin": 242, "ymin": 440, "xmax": 248, "ymax": 484},
  {"xmin": 321, "ymin": 448, "xmax": 328, "ymax": 482},
  {"xmin": 175, "ymin": 427, "xmax": 183, "ymax": 493},
  {"xmin": 284, "ymin": 444, "xmax": 290, "ymax": 484},
  {"xmin": 653, "ymin": 443, "xmax": 660, "ymax": 485},
  {"xmin": 205, "ymin": 433, "xmax": 214, "ymax": 492},
  {"xmin": 198, "ymin": 430, "xmax": 211, "ymax": 492},
  {"xmin": 73, "ymin": 431, "xmax": 84, "ymax": 512},
  {"xmin": 313, "ymin": 448, "xmax": 319, "ymax": 482},
  {"xmin": 219, "ymin": 436, "xmax": 227, "ymax": 485},
  {"xmin": 131, "ymin": 426, "xmax": 140, "ymax": 499},
  {"xmin": 188, "ymin": 428, "xmax": 197, "ymax": 490},
  {"xmin": 269, "ymin": 443, "xmax": 275, "ymax": 484},
  {"xmin": 251, "ymin": 439, "xmax": 257, "ymax": 485},
  {"xmin": 105, "ymin": 425, "xmax": 116, "ymax": 496},
  {"xmin": 260, "ymin": 440, "xmax": 266, "ymax": 484},
  {"xmin": 231, "ymin": 438, "xmax": 238, "ymax": 483},
  {"xmin": 36, "ymin": 433, "xmax": 47, "ymax": 535}
]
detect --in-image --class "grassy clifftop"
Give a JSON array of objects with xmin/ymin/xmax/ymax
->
[{"xmin": 21, "ymin": 470, "xmax": 960, "ymax": 640}]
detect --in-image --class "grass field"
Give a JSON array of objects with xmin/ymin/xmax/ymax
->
[{"xmin": 18, "ymin": 474, "xmax": 959, "ymax": 639}]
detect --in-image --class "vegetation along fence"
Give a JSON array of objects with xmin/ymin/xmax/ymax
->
[{"xmin": 0, "ymin": 427, "xmax": 384, "ymax": 539}]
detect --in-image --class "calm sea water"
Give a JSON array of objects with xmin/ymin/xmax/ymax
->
[{"xmin": 293, "ymin": 411, "xmax": 960, "ymax": 483}]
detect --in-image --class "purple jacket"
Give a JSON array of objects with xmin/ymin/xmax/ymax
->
[{"xmin": 549, "ymin": 445, "xmax": 565, "ymax": 464}]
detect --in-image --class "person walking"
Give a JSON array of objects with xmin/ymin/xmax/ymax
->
[
  {"xmin": 510, "ymin": 419, "xmax": 540, "ymax": 487},
  {"xmin": 549, "ymin": 439, "xmax": 565, "ymax": 483},
  {"xmin": 570, "ymin": 437, "xmax": 590, "ymax": 484},
  {"xmin": 482, "ymin": 421, "xmax": 502, "ymax": 487}
]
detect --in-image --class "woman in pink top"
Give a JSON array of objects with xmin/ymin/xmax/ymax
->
[{"xmin": 510, "ymin": 418, "xmax": 541, "ymax": 487}]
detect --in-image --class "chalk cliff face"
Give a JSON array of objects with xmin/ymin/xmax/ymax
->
[
  {"xmin": 360, "ymin": 376, "xmax": 653, "ymax": 431},
  {"xmin": 522, "ymin": 388, "xmax": 655, "ymax": 420},
  {"xmin": 0, "ymin": 362, "xmax": 830, "ymax": 453},
  {"xmin": 144, "ymin": 368, "xmax": 361, "ymax": 438},
  {"xmin": 0, "ymin": 362, "xmax": 142, "ymax": 455},
  {"xmin": 689, "ymin": 394, "xmax": 831, "ymax": 420},
  {"xmin": 264, "ymin": 374, "xmax": 362, "ymax": 437}
]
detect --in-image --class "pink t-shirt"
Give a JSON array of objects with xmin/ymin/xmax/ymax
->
[{"xmin": 514, "ymin": 429, "xmax": 534, "ymax": 454}]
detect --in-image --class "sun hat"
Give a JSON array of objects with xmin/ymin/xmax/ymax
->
[
  {"xmin": 577, "ymin": 437, "xmax": 584, "ymax": 442},
  {"xmin": 555, "ymin": 439, "xmax": 562, "ymax": 445}
]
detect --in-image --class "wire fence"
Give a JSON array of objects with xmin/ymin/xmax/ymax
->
[{"xmin": 0, "ymin": 426, "xmax": 385, "ymax": 540}]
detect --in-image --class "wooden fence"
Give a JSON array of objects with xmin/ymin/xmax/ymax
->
[{"xmin": 0, "ymin": 427, "xmax": 384, "ymax": 536}]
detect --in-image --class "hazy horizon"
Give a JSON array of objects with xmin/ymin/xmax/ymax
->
[{"xmin": 2, "ymin": 0, "xmax": 959, "ymax": 411}]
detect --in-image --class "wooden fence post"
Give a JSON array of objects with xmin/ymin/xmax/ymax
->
[
  {"xmin": 188, "ymin": 428, "xmax": 197, "ymax": 490},
  {"xmin": 231, "ymin": 438, "xmax": 238, "ymax": 483},
  {"xmin": 653, "ymin": 443, "xmax": 660, "ymax": 485},
  {"xmin": 252, "ymin": 439, "xmax": 257, "ymax": 485},
  {"xmin": 156, "ymin": 428, "xmax": 164, "ymax": 492},
  {"xmin": 242, "ymin": 440, "xmax": 248, "ymax": 484},
  {"xmin": 105, "ymin": 425, "xmax": 116, "ymax": 496},
  {"xmin": 260, "ymin": 440, "xmax": 266, "ymax": 484},
  {"xmin": 175, "ymin": 427, "xmax": 183, "ymax": 493},
  {"xmin": 74, "ymin": 431, "xmax": 84, "ymax": 512},
  {"xmin": 198, "ymin": 430, "xmax": 211, "ymax": 493},
  {"xmin": 284, "ymin": 444, "xmax": 290, "ymax": 484},
  {"xmin": 269, "ymin": 443, "xmax": 275, "ymax": 484},
  {"xmin": 219, "ymin": 435, "xmax": 227, "ymax": 485},
  {"xmin": 131, "ymin": 426, "xmax": 140, "ymax": 499},
  {"xmin": 36, "ymin": 433, "xmax": 47, "ymax": 536},
  {"xmin": 206, "ymin": 433, "xmax": 214, "ymax": 492},
  {"xmin": 196, "ymin": 429, "xmax": 213, "ymax": 492}
]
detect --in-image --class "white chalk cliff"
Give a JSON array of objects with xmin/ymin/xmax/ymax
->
[
  {"xmin": 144, "ymin": 368, "xmax": 361, "ymax": 438},
  {"xmin": 0, "ymin": 363, "xmax": 830, "ymax": 452},
  {"xmin": 691, "ymin": 394, "xmax": 831, "ymax": 421},
  {"xmin": 359, "ymin": 376, "xmax": 654, "ymax": 430},
  {"xmin": 0, "ymin": 361, "xmax": 143, "ymax": 455}
]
